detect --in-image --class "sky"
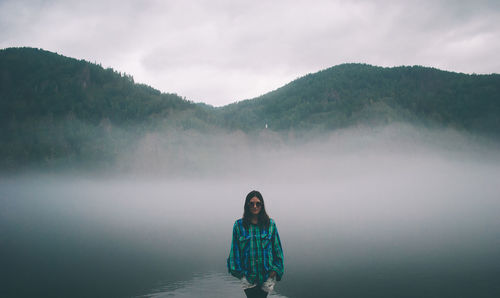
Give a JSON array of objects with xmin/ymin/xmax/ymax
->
[{"xmin": 1, "ymin": 0, "xmax": 499, "ymax": 107}]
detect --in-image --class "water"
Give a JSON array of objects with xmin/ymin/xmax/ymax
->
[
  {"xmin": 1, "ymin": 127, "xmax": 500, "ymax": 297},
  {"xmin": 141, "ymin": 272, "xmax": 287, "ymax": 297}
]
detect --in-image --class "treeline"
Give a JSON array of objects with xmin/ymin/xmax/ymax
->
[{"xmin": 1, "ymin": 47, "xmax": 499, "ymax": 170}]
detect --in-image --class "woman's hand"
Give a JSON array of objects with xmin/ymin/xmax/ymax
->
[
  {"xmin": 240, "ymin": 276, "xmax": 255, "ymax": 289},
  {"xmin": 261, "ymin": 276, "xmax": 277, "ymax": 292}
]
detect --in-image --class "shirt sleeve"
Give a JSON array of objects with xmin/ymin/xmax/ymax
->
[
  {"xmin": 227, "ymin": 221, "xmax": 244, "ymax": 279},
  {"xmin": 270, "ymin": 220, "xmax": 284, "ymax": 281}
]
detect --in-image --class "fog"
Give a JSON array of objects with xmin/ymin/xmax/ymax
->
[{"xmin": 1, "ymin": 124, "xmax": 499, "ymax": 297}]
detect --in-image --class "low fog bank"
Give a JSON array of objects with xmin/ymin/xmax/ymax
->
[
  {"xmin": 110, "ymin": 123, "xmax": 500, "ymax": 180},
  {"xmin": 1, "ymin": 123, "xmax": 500, "ymax": 297},
  {"xmin": 4, "ymin": 122, "xmax": 499, "ymax": 179}
]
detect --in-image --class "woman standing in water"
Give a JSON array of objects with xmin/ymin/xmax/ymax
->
[{"xmin": 227, "ymin": 190, "xmax": 284, "ymax": 298}]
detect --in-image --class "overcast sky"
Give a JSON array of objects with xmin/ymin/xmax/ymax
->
[{"xmin": 1, "ymin": 0, "xmax": 499, "ymax": 106}]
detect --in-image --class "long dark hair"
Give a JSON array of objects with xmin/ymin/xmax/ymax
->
[{"xmin": 242, "ymin": 190, "xmax": 270, "ymax": 229}]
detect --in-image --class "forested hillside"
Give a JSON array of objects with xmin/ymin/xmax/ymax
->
[
  {"xmin": 218, "ymin": 64, "xmax": 500, "ymax": 136},
  {"xmin": 1, "ymin": 47, "xmax": 499, "ymax": 170},
  {"xmin": 0, "ymin": 47, "xmax": 213, "ymax": 169}
]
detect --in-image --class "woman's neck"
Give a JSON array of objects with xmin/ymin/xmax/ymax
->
[{"xmin": 250, "ymin": 215, "xmax": 258, "ymax": 225}]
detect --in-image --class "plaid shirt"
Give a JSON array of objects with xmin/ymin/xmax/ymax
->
[{"xmin": 227, "ymin": 218, "xmax": 284, "ymax": 285}]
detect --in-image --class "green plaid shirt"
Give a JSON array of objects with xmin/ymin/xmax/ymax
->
[{"xmin": 227, "ymin": 218, "xmax": 284, "ymax": 285}]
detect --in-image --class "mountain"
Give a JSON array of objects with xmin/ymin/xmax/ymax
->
[
  {"xmin": 0, "ymin": 47, "xmax": 213, "ymax": 169},
  {"xmin": 217, "ymin": 64, "xmax": 500, "ymax": 135},
  {"xmin": 1, "ymin": 47, "xmax": 499, "ymax": 170},
  {"xmin": 0, "ymin": 47, "xmax": 214, "ymax": 126}
]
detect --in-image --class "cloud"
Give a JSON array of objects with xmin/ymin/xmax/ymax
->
[{"xmin": 1, "ymin": 0, "xmax": 499, "ymax": 106}]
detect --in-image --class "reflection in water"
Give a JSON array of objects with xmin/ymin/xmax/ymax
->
[{"xmin": 141, "ymin": 272, "xmax": 287, "ymax": 298}]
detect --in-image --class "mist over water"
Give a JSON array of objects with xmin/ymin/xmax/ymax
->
[{"xmin": 1, "ymin": 124, "xmax": 500, "ymax": 297}]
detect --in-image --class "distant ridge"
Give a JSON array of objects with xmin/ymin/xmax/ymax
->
[
  {"xmin": 1, "ymin": 47, "xmax": 499, "ymax": 169},
  {"xmin": 0, "ymin": 47, "xmax": 200, "ymax": 125},
  {"xmin": 217, "ymin": 63, "xmax": 500, "ymax": 134}
]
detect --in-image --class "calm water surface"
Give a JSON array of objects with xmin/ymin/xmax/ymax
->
[{"xmin": 1, "ymin": 140, "xmax": 500, "ymax": 297}]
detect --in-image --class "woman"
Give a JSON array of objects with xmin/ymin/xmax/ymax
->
[{"xmin": 227, "ymin": 190, "xmax": 284, "ymax": 298}]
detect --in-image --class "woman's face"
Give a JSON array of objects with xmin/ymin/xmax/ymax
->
[{"xmin": 248, "ymin": 196, "xmax": 262, "ymax": 215}]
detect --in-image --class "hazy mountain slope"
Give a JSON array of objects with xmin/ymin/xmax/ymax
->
[
  {"xmin": 0, "ymin": 47, "xmax": 210, "ymax": 124},
  {"xmin": 0, "ymin": 47, "xmax": 212, "ymax": 169},
  {"xmin": 218, "ymin": 64, "xmax": 500, "ymax": 135}
]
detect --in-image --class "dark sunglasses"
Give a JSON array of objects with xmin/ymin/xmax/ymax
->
[{"xmin": 248, "ymin": 202, "xmax": 262, "ymax": 208}]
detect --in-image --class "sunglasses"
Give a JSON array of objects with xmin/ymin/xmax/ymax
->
[{"xmin": 248, "ymin": 202, "xmax": 262, "ymax": 208}]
